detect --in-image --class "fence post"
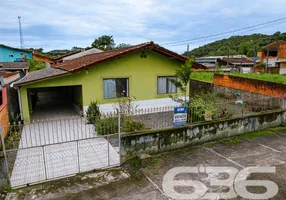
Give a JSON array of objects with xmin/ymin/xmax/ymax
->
[
  {"xmin": 117, "ymin": 109, "xmax": 121, "ymax": 165},
  {"xmin": 42, "ymin": 146, "xmax": 48, "ymax": 180},
  {"xmin": 0, "ymin": 126, "xmax": 11, "ymax": 188}
]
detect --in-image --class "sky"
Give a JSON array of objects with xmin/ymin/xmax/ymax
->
[{"xmin": 1, "ymin": 0, "xmax": 286, "ymax": 53}]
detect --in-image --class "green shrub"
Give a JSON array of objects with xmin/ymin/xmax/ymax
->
[
  {"xmin": 95, "ymin": 117, "xmax": 147, "ymax": 135},
  {"xmin": 86, "ymin": 101, "xmax": 101, "ymax": 124},
  {"xmin": 95, "ymin": 117, "xmax": 118, "ymax": 135},
  {"xmin": 123, "ymin": 120, "xmax": 146, "ymax": 133}
]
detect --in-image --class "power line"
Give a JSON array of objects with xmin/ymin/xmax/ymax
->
[{"xmin": 163, "ymin": 17, "xmax": 286, "ymax": 47}]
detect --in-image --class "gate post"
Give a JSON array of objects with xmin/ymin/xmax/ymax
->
[
  {"xmin": 117, "ymin": 109, "xmax": 121, "ymax": 165},
  {"xmin": 0, "ymin": 126, "xmax": 11, "ymax": 188}
]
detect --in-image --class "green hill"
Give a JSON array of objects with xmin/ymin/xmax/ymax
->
[{"xmin": 184, "ymin": 32, "xmax": 286, "ymax": 57}]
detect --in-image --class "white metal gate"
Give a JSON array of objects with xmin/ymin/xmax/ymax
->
[{"xmin": 0, "ymin": 115, "xmax": 120, "ymax": 188}]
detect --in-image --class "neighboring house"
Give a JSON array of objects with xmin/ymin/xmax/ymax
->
[
  {"xmin": 258, "ymin": 42, "xmax": 286, "ymax": 74},
  {"xmin": 0, "ymin": 62, "xmax": 29, "ymax": 77},
  {"xmin": 14, "ymin": 42, "xmax": 192, "ymax": 122},
  {"xmin": 220, "ymin": 57, "xmax": 254, "ymax": 73},
  {"xmin": 33, "ymin": 53, "xmax": 54, "ymax": 63},
  {"xmin": 0, "ymin": 70, "xmax": 21, "ymax": 137},
  {"xmin": 54, "ymin": 48, "xmax": 102, "ymax": 64},
  {"xmin": 195, "ymin": 55, "xmax": 252, "ymax": 72},
  {"xmin": 0, "ymin": 44, "xmax": 32, "ymax": 62},
  {"xmin": 62, "ymin": 48, "xmax": 103, "ymax": 62}
]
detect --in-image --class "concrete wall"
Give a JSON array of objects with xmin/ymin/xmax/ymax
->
[
  {"xmin": 213, "ymin": 74, "xmax": 286, "ymax": 97},
  {"xmin": 190, "ymin": 79, "xmax": 268, "ymax": 100},
  {"xmin": 0, "ymin": 157, "xmax": 9, "ymax": 191},
  {"xmin": 121, "ymin": 110, "xmax": 286, "ymax": 162}
]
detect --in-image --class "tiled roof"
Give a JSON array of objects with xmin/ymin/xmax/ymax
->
[
  {"xmin": 0, "ymin": 70, "xmax": 19, "ymax": 78},
  {"xmin": 263, "ymin": 41, "xmax": 286, "ymax": 50},
  {"xmin": 14, "ymin": 42, "xmax": 189, "ymax": 86},
  {"xmin": 221, "ymin": 57, "xmax": 253, "ymax": 64},
  {"xmin": 54, "ymin": 42, "xmax": 188, "ymax": 72},
  {"xmin": 63, "ymin": 48, "xmax": 103, "ymax": 61},
  {"xmin": 14, "ymin": 67, "xmax": 69, "ymax": 86},
  {"xmin": 0, "ymin": 62, "xmax": 29, "ymax": 69}
]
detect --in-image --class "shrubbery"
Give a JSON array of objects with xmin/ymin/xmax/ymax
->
[
  {"xmin": 95, "ymin": 117, "xmax": 146, "ymax": 135},
  {"xmin": 86, "ymin": 101, "xmax": 101, "ymax": 124}
]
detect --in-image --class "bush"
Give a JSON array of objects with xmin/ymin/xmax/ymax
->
[
  {"xmin": 95, "ymin": 117, "xmax": 118, "ymax": 135},
  {"xmin": 95, "ymin": 117, "xmax": 147, "ymax": 135},
  {"xmin": 123, "ymin": 120, "xmax": 146, "ymax": 133},
  {"xmin": 86, "ymin": 101, "xmax": 101, "ymax": 124}
]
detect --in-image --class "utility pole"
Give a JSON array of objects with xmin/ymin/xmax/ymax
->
[
  {"xmin": 266, "ymin": 48, "xmax": 269, "ymax": 73},
  {"xmin": 187, "ymin": 45, "xmax": 189, "ymax": 52},
  {"xmin": 253, "ymin": 45, "xmax": 256, "ymax": 72},
  {"xmin": 227, "ymin": 42, "xmax": 230, "ymax": 68},
  {"xmin": 18, "ymin": 16, "xmax": 24, "ymax": 49},
  {"xmin": 240, "ymin": 55, "xmax": 243, "ymax": 73}
]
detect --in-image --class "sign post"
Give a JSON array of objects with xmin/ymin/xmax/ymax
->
[{"xmin": 173, "ymin": 106, "xmax": 188, "ymax": 127}]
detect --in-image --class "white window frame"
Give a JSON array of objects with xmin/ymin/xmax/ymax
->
[{"xmin": 157, "ymin": 76, "xmax": 177, "ymax": 94}]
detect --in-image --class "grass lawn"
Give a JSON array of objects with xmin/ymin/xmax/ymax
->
[
  {"xmin": 230, "ymin": 73, "xmax": 286, "ymax": 84},
  {"xmin": 191, "ymin": 72, "xmax": 214, "ymax": 83}
]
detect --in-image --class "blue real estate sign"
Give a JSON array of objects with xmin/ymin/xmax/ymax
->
[{"xmin": 173, "ymin": 106, "xmax": 188, "ymax": 127}]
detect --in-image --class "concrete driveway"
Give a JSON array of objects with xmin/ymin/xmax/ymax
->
[{"xmin": 6, "ymin": 129, "xmax": 286, "ymax": 199}]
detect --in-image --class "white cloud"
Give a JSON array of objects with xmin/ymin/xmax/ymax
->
[{"xmin": 0, "ymin": 0, "xmax": 286, "ymax": 52}]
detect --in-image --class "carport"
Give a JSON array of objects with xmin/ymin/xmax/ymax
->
[{"xmin": 27, "ymin": 85, "xmax": 83, "ymax": 121}]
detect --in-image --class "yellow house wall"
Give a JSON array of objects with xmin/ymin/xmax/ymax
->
[{"xmin": 20, "ymin": 50, "xmax": 186, "ymax": 121}]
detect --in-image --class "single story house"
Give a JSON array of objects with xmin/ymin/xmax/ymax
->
[{"xmin": 14, "ymin": 42, "xmax": 191, "ymax": 122}]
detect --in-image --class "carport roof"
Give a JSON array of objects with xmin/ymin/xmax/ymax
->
[{"xmin": 14, "ymin": 67, "xmax": 69, "ymax": 87}]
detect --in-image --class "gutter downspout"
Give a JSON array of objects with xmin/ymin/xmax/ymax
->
[
  {"xmin": 11, "ymin": 73, "xmax": 28, "ymax": 121},
  {"xmin": 17, "ymin": 87, "xmax": 23, "ymax": 121}
]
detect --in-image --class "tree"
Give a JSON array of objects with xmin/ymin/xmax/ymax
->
[
  {"xmin": 169, "ymin": 59, "xmax": 194, "ymax": 105},
  {"xmin": 116, "ymin": 43, "xmax": 132, "ymax": 49},
  {"xmin": 91, "ymin": 35, "xmax": 115, "ymax": 50},
  {"xmin": 71, "ymin": 46, "xmax": 83, "ymax": 51},
  {"xmin": 28, "ymin": 59, "xmax": 46, "ymax": 72}
]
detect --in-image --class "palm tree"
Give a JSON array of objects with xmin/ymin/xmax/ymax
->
[{"xmin": 91, "ymin": 35, "xmax": 115, "ymax": 50}]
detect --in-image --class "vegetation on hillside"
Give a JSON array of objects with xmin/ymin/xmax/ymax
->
[{"xmin": 184, "ymin": 32, "xmax": 286, "ymax": 57}]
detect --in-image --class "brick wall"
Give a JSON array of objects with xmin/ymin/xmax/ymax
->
[
  {"xmin": 0, "ymin": 105, "xmax": 9, "ymax": 137},
  {"xmin": 278, "ymin": 43, "xmax": 286, "ymax": 59},
  {"xmin": 213, "ymin": 74, "xmax": 286, "ymax": 97},
  {"xmin": 0, "ymin": 87, "xmax": 9, "ymax": 137}
]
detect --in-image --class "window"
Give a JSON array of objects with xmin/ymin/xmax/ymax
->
[
  {"xmin": 103, "ymin": 78, "xmax": 129, "ymax": 99},
  {"xmin": 157, "ymin": 76, "xmax": 177, "ymax": 94}
]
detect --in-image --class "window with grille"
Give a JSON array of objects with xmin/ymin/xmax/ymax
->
[{"xmin": 103, "ymin": 78, "xmax": 129, "ymax": 99}]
